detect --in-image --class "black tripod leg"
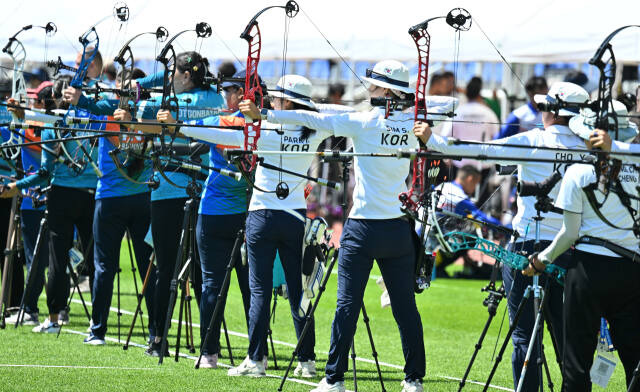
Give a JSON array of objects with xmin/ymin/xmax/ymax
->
[
  {"xmin": 222, "ymin": 316, "xmax": 235, "ymax": 366},
  {"xmin": 15, "ymin": 212, "xmax": 48, "ymax": 327},
  {"xmin": 360, "ymin": 304, "xmax": 386, "ymax": 391},
  {"xmin": 125, "ymin": 230, "xmax": 146, "ymax": 342},
  {"xmin": 117, "ymin": 265, "xmax": 121, "ymax": 342},
  {"xmin": 175, "ymin": 278, "xmax": 187, "ymax": 362},
  {"xmin": 159, "ymin": 200, "xmax": 193, "ymax": 365},
  {"xmin": 195, "ymin": 229, "xmax": 243, "ymax": 369},
  {"xmin": 186, "ymin": 281, "xmax": 195, "ymax": 353},
  {"xmin": 57, "ymin": 259, "xmax": 92, "ymax": 339},
  {"xmin": 350, "ymin": 342, "xmax": 358, "ymax": 392},
  {"xmin": 0, "ymin": 199, "xmax": 20, "ymax": 329},
  {"xmin": 123, "ymin": 254, "xmax": 155, "ymax": 350},
  {"xmin": 483, "ymin": 286, "xmax": 532, "ymax": 392},
  {"xmin": 516, "ymin": 279, "xmax": 553, "ymax": 392},
  {"xmin": 268, "ymin": 293, "xmax": 278, "ymax": 370},
  {"xmin": 629, "ymin": 360, "xmax": 640, "ymax": 392},
  {"xmin": 459, "ymin": 312, "xmax": 497, "ymax": 391},
  {"xmin": 278, "ymin": 246, "xmax": 337, "ymax": 392}
]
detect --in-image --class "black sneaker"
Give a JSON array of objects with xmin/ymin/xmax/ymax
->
[{"xmin": 145, "ymin": 341, "xmax": 169, "ymax": 357}]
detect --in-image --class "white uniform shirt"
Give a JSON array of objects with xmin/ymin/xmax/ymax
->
[
  {"xmin": 268, "ymin": 107, "xmax": 416, "ymax": 219},
  {"xmin": 266, "ymin": 97, "xmax": 457, "ymax": 219},
  {"xmin": 181, "ymin": 122, "xmax": 331, "ymax": 211},
  {"xmin": 555, "ymin": 163, "xmax": 640, "ymax": 257},
  {"xmin": 427, "ymin": 125, "xmax": 587, "ymax": 241}
]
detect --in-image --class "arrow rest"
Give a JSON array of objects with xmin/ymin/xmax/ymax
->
[
  {"xmin": 446, "ymin": 8, "xmax": 472, "ymax": 31},
  {"xmin": 196, "ymin": 22, "xmax": 212, "ymax": 38}
]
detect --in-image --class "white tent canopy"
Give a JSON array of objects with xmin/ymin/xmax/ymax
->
[{"xmin": 2, "ymin": 0, "xmax": 639, "ymax": 66}]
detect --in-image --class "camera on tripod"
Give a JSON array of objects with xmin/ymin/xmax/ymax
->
[{"xmin": 516, "ymin": 171, "xmax": 563, "ymax": 214}]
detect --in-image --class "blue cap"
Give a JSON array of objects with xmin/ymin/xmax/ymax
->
[{"xmin": 221, "ymin": 69, "xmax": 267, "ymax": 93}]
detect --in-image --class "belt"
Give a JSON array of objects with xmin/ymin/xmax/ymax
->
[{"xmin": 577, "ymin": 236, "xmax": 640, "ymax": 263}]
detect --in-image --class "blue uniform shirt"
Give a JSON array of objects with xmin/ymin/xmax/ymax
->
[
  {"xmin": 188, "ymin": 112, "xmax": 248, "ymax": 215},
  {"xmin": 138, "ymin": 88, "xmax": 225, "ymax": 201}
]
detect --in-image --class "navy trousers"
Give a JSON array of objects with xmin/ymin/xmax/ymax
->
[
  {"xmin": 197, "ymin": 212, "xmax": 250, "ymax": 355},
  {"xmin": 502, "ymin": 240, "xmax": 567, "ymax": 392},
  {"xmin": 21, "ymin": 209, "xmax": 48, "ymax": 315},
  {"xmin": 245, "ymin": 209, "xmax": 315, "ymax": 362},
  {"xmin": 91, "ymin": 193, "xmax": 156, "ymax": 339},
  {"xmin": 325, "ymin": 218, "xmax": 425, "ymax": 384}
]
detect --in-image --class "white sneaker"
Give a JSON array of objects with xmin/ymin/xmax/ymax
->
[
  {"xmin": 310, "ymin": 378, "xmax": 345, "ymax": 392},
  {"xmin": 401, "ymin": 379, "xmax": 424, "ymax": 392},
  {"xmin": 83, "ymin": 335, "xmax": 106, "ymax": 346},
  {"xmin": 294, "ymin": 360, "xmax": 317, "ymax": 378},
  {"xmin": 32, "ymin": 319, "xmax": 61, "ymax": 334},
  {"xmin": 6, "ymin": 311, "xmax": 39, "ymax": 326},
  {"xmin": 199, "ymin": 353, "xmax": 218, "ymax": 369},
  {"xmin": 227, "ymin": 356, "xmax": 265, "ymax": 377}
]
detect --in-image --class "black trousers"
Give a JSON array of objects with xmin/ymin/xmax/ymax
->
[
  {"xmin": 563, "ymin": 250, "xmax": 640, "ymax": 392},
  {"xmin": 151, "ymin": 197, "xmax": 202, "ymax": 339},
  {"xmin": 46, "ymin": 186, "xmax": 95, "ymax": 315}
]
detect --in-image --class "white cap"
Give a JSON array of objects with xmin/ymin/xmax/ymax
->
[
  {"xmin": 269, "ymin": 75, "xmax": 315, "ymax": 109},
  {"xmin": 362, "ymin": 60, "xmax": 413, "ymax": 94},
  {"xmin": 533, "ymin": 82, "xmax": 589, "ymax": 116},
  {"xmin": 569, "ymin": 99, "xmax": 639, "ymax": 142}
]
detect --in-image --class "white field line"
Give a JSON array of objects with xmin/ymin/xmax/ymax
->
[
  {"xmin": 70, "ymin": 299, "xmax": 510, "ymax": 391},
  {"xmin": 60, "ymin": 328, "xmax": 347, "ymax": 391},
  {"xmin": 0, "ymin": 363, "xmax": 154, "ymax": 371}
]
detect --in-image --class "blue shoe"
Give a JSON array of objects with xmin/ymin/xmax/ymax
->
[{"xmin": 83, "ymin": 334, "xmax": 106, "ymax": 346}]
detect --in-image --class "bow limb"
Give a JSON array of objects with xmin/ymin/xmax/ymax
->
[
  {"xmin": 107, "ymin": 147, "xmax": 158, "ymax": 188},
  {"xmin": 443, "ymin": 231, "xmax": 566, "ymax": 284},
  {"xmin": 239, "ymin": 1, "xmax": 299, "ymax": 173},
  {"xmin": 2, "ymin": 23, "xmax": 56, "ymax": 160}
]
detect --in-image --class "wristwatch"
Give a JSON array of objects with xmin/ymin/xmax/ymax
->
[{"xmin": 260, "ymin": 108, "xmax": 269, "ymax": 120}]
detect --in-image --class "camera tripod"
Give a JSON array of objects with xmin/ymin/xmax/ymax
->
[
  {"xmin": 482, "ymin": 197, "xmax": 562, "ymax": 392},
  {"xmin": 457, "ymin": 261, "xmax": 506, "ymax": 391},
  {"xmin": 0, "ymin": 195, "xmax": 22, "ymax": 329},
  {"xmin": 158, "ymin": 186, "xmax": 202, "ymax": 364}
]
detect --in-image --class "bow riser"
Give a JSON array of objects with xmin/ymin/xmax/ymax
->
[
  {"xmin": 241, "ymin": 22, "xmax": 264, "ymax": 173},
  {"xmin": 3, "ymin": 39, "xmax": 27, "ymax": 105},
  {"xmin": 71, "ymin": 28, "xmax": 99, "ymax": 88}
]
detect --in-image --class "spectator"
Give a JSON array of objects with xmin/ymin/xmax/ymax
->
[
  {"xmin": 564, "ymin": 70, "xmax": 597, "ymax": 95},
  {"xmin": 494, "ymin": 76, "xmax": 547, "ymax": 139},
  {"xmin": 25, "ymin": 67, "xmax": 50, "ymax": 88},
  {"xmin": 428, "ymin": 73, "xmax": 444, "ymax": 95},
  {"xmin": 102, "ymin": 62, "xmax": 117, "ymax": 85},
  {"xmin": 217, "ymin": 60, "xmax": 237, "ymax": 78},
  {"xmin": 441, "ymin": 76, "xmax": 499, "ymax": 168},
  {"xmin": 327, "ymin": 83, "xmax": 345, "ymax": 104}
]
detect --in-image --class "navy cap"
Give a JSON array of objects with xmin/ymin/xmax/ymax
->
[{"xmin": 221, "ymin": 69, "xmax": 267, "ymax": 93}]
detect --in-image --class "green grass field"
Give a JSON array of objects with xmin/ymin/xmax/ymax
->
[{"xmin": 0, "ymin": 244, "xmax": 628, "ymax": 391}]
